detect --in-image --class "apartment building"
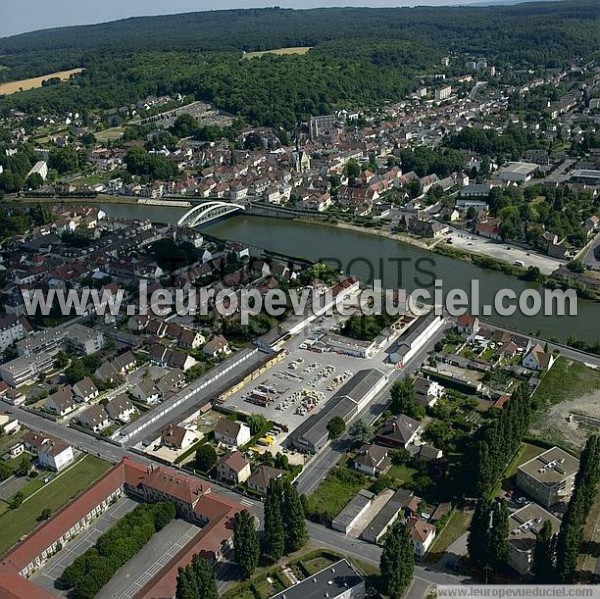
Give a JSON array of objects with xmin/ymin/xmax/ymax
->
[{"xmin": 516, "ymin": 447, "xmax": 579, "ymax": 507}]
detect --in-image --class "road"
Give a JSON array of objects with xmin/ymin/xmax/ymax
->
[
  {"xmin": 583, "ymin": 230, "xmax": 600, "ymax": 270},
  {"xmin": 295, "ymin": 327, "xmax": 448, "ymax": 496},
  {"xmin": 482, "ymin": 322, "xmax": 600, "ymax": 368},
  {"xmin": 6, "ymin": 325, "xmax": 463, "ymax": 598}
]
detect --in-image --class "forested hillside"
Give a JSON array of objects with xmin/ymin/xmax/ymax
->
[{"xmin": 0, "ymin": 0, "xmax": 597, "ymax": 128}]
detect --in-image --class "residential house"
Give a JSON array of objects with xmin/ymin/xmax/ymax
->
[
  {"xmin": 214, "ymin": 419, "xmax": 251, "ymax": 447},
  {"xmin": 522, "ymin": 344, "xmax": 556, "ymax": 372},
  {"xmin": 78, "ymin": 404, "xmax": 110, "ymax": 433},
  {"xmin": 131, "ymin": 379, "xmax": 161, "ymax": 404},
  {"xmin": 37, "ymin": 437, "xmax": 74, "ymax": 472},
  {"xmin": 161, "ymin": 424, "xmax": 199, "ymax": 450},
  {"xmin": 45, "ymin": 387, "xmax": 77, "ymax": 418},
  {"xmin": 112, "ymin": 351, "xmax": 137, "ymax": 375},
  {"xmin": 94, "ymin": 361, "xmax": 118, "ymax": 384},
  {"xmin": 203, "ymin": 336, "xmax": 230, "ymax": 358},
  {"xmin": 106, "ymin": 395, "xmax": 137, "ymax": 424},
  {"xmin": 376, "ymin": 415, "xmax": 422, "ymax": 449},
  {"xmin": 0, "ymin": 414, "xmax": 20, "ymax": 435},
  {"xmin": 353, "ymin": 444, "xmax": 391, "ymax": 476},
  {"xmin": 72, "ymin": 377, "xmax": 99, "ymax": 403},
  {"xmin": 456, "ymin": 314, "xmax": 480, "ymax": 335},
  {"xmin": 406, "ymin": 517, "xmax": 437, "ymax": 558},
  {"xmin": 216, "ymin": 451, "xmax": 251, "ymax": 484},
  {"xmin": 247, "ymin": 465, "xmax": 285, "ymax": 495},
  {"xmin": 413, "ymin": 376, "xmax": 445, "ymax": 408}
]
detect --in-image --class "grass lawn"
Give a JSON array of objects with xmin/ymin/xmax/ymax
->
[
  {"xmin": 387, "ymin": 463, "xmax": 418, "ymax": 485},
  {"xmin": 427, "ymin": 510, "xmax": 472, "ymax": 562},
  {"xmin": 578, "ymin": 482, "xmax": 600, "ymax": 575},
  {"xmin": 535, "ymin": 357, "xmax": 600, "ymax": 405},
  {"xmin": 305, "ymin": 460, "xmax": 367, "ymax": 522},
  {"xmin": 504, "ymin": 442, "xmax": 546, "ymax": 479},
  {"xmin": 11, "ymin": 477, "xmax": 45, "ymax": 502},
  {"xmin": 95, "ymin": 126, "xmax": 125, "ymax": 142},
  {"xmin": 0, "ymin": 455, "xmax": 111, "ymax": 556},
  {"xmin": 254, "ymin": 576, "xmax": 285, "ymax": 599},
  {"xmin": 301, "ymin": 555, "xmax": 338, "ymax": 575}
]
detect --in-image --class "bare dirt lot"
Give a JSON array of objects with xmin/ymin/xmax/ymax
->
[{"xmin": 0, "ymin": 69, "xmax": 84, "ymax": 95}]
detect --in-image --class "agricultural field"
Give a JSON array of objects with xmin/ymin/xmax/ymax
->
[
  {"xmin": 0, "ymin": 68, "xmax": 83, "ymax": 95},
  {"xmin": 243, "ymin": 47, "xmax": 312, "ymax": 59}
]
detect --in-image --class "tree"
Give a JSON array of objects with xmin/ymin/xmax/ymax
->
[
  {"xmin": 467, "ymin": 499, "xmax": 491, "ymax": 572},
  {"xmin": 380, "ymin": 522, "xmax": 414, "ymax": 598},
  {"xmin": 390, "ymin": 448, "xmax": 410, "ymax": 466},
  {"xmin": 191, "ymin": 554, "xmax": 218, "ymax": 599},
  {"xmin": 327, "ymin": 416, "xmax": 346, "ymax": 439},
  {"xmin": 176, "ymin": 566, "xmax": 200, "ymax": 599},
  {"xmin": 390, "ymin": 378, "xmax": 424, "ymax": 419},
  {"xmin": 233, "ymin": 510, "xmax": 260, "ymax": 578},
  {"xmin": 25, "ymin": 172, "xmax": 44, "ymax": 189},
  {"xmin": 15, "ymin": 454, "xmax": 31, "ymax": 477},
  {"xmin": 195, "ymin": 444, "xmax": 217, "ymax": 472},
  {"xmin": 533, "ymin": 520, "xmax": 556, "ymax": 583},
  {"xmin": 281, "ymin": 480, "xmax": 308, "ymax": 553},
  {"xmin": 49, "ymin": 146, "xmax": 79, "ymax": 174},
  {"xmin": 489, "ymin": 499, "xmax": 509, "ymax": 571},
  {"xmin": 264, "ymin": 479, "xmax": 285, "ymax": 561},
  {"xmin": 247, "ymin": 413, "xmax": 269, "ymax": 436},
  {"xmin": 347, "ymin": 419, "xmax": 371, "ymax": 447},
  {"xmin": 39, "ymin": 507, "xmax": 52, "ymax": 521},
  {"xmin": 345, "ymin": 158, "xmax": 361, "ymax": 186},
  {"xmin": 9, "ymin": 491, "xmax": 24, "ymax": 509}
]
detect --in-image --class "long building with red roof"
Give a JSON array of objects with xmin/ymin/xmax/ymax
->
[{"xmin": 0, "ymin": 457, "xmax": 243, "ymax": 599}]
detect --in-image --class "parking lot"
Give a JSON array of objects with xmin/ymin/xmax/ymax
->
[
  {"xmin": 33, "ymin": 497, "xmax": 139, "ymax": 597},
  {"xmin": 95, "ymin": 518, "xmax": 202, "ymax": 599},
  {"xmin": 445, "ymin": 227, "xmax": 565, "ymax": 275},
  {"xmin": 222, "ymin": 315, "xmax": 396, "ymax": 436}
]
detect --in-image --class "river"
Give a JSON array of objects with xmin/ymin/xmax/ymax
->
[{"xmin": 98, "ymin": 203, "xmax": 600, "ymax": 344}]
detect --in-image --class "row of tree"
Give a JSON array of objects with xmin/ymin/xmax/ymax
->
[
  {"xmin": 474, "ymin": 384, "xmax": 532, "ymax": 498},
  {"xmin": 175, "ymin": 555, "xmax": 218, "ymax": 599},
  {"xmin": 554, "ymin": 434, "xmax": 600, "ymax": 582},
  {"xmin": 60, "ymin": 502, "xmax": 176, "ymax": 599},
  {"xmin": 264, "ymin": 478, "xmax": 308, "ymax": 562},
  {"xmin": 467, "ymin": 499, "xmax": 509, "ymax": 579}
]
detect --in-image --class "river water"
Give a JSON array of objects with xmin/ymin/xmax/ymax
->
[{"xmin": 98, "ymin": 203, "xmax": 600, "ymax": 344}]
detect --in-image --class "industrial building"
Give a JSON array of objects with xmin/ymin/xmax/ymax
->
[
  {"xmin": 288, "ymin": 368, "xmax": 388, "ymax": 453},
  {"xmin": 497, "ymin": 162, "xmax": 539, "ymax": 183}
]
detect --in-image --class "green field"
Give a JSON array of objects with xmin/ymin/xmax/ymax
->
[
  {"xmin": 0, "ymin": 455, "xmax": 111, "ymax": 556},
  {"xmin": 504, "ymin": 442, "xmax": 546, "ymax": 479},
  {"xmin": 305, "ymin": 460, "xmax": 367, "ymax": 523},
  {"xmin": 427, "ymin": 510, "xmax": 472, "ymax": 561},
  {"xmin": 535, "ymin": 357, "xmax": 600, "ymax": 405},
  {"xmin": 387, "ymin": 463, "xmax": 418, "ymax": 486}
]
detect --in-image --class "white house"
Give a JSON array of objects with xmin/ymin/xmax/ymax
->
[
  {"xmin": 522, "ymin": 344, "xmax": 556, "ymax": 372},
  {"xmin": 37, "ymin": 439, "xmax": 74, "ymax": 472},
  {"xmin": 106, "ymin": 395, "xmax": 136, "ymax": 424},
  {"xmin": 161, "ymin": 424, "xmax": 199, "ymax": 450},
  {"xmin": 72, "ymin": 377, "xmax": 99, "ymax": 403},
  {"xmin": 214, "ymin": 419, "xmax": 251, "ymax": 447},
  {"xmin": 407, "ymin": 517, "xmax": 437, "ymax": 558},
  {"xmin": 0, "ymin": 414, "xmax": 20, "ymax": 435}
]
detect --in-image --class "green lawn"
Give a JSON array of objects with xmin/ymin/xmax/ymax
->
[
  {"xmin": 301, "ymin": 555, "xmax": 338, "ymax": 575},
  {"xmin": 505, "ymin": 442, "xmax": 546, "ymax": 479},
  {"xmin": 535, "ymin": 357, "xmax": 600, "ymax": 406},
  {"xmin": 305, "ymin": 460, "xmax": 367, "ymax": 523},
  {"xmin": 427, "ymin": 510, "xmax": 472, "ymax": 561},
  {"xmin": 0, "ymin": 455, "xmax": 111, "ymax": 556},
  {"xmin": 387, "ymin": 463, "xmax": 418, "ymax": 485},
  {"xmin": 10, "ymin": 477, "xmax": 45, "ymax": 502}
]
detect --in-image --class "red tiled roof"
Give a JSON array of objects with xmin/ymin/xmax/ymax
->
[{"xmin": 1, "ymin": 461, "xmax": 126, "ymax": 573}]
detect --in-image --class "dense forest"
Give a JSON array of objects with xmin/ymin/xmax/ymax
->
[{"xmin": 0, "ymin": 1, "xmax": 598, "ymax": 128}]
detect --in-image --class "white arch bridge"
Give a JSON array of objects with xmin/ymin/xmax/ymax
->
[{"xmin": 177, "ymin": 201, "xmax": 246, "ymax": 227}]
